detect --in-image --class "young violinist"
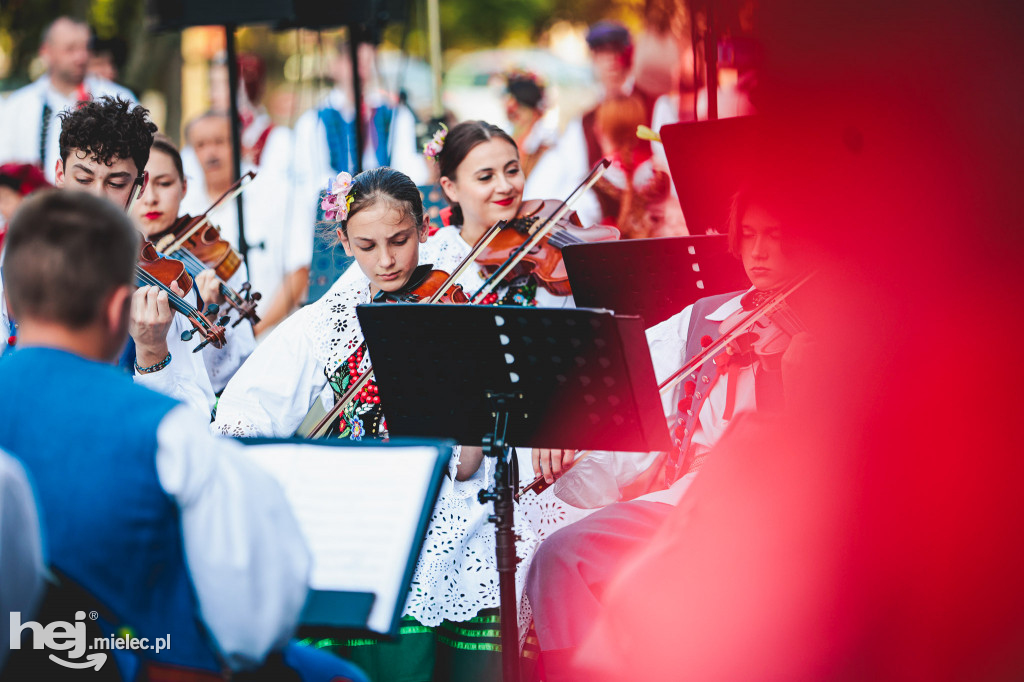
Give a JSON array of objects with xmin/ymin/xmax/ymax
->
[
  {"xmin": 523, "ymin": 183, "xmax": 813, "ymax": 681},
  {"xmin": 0, "ymin": 190, "xmax": 369, "ymax": 681},
  {"xmin": 44, "ymin": 95, "xmax": 218, "ymax": 416},
  {"xmin": 132, "ymin": 135, "xmax": 256, "ymax": 393},
  {"xmin": 213, "ymin": 166, "xmax": 541, "ymax": 681},
  {"xmin": 424, "ymin": 119, "xmax": 575, "ymax": 309}
]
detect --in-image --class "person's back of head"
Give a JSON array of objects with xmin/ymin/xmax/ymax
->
[{"xmin": 4, "ymin": 190, "xmax": 138, "ymax": 348}]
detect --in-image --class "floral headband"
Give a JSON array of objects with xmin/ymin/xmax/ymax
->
[
  {"xmin": 321, "ymin": 171, "xmax": 355, "ymax": 221},
  {"xmin": 423, "ymin": 123, "xmax": 448, "ymax": 161}
]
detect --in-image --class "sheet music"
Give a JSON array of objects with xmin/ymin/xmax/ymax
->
[{"xmin": 243, "ymin": 443, "xmax": 444, "ymax": 634}]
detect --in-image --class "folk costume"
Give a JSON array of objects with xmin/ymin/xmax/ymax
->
[
  {"xmin": 0, "ymin": 75, "xmax": 135, "ymax": 183},
  {"xmin": 0, "ymin": 346, "xmax": 315, "ymax": 679},
  {"xmin": 292, "ymin": 88, "xmax": 428, "ymax": 190},
  {"xmin": 525, "ymin": 290, "xmax": 776, "ymax": 681},
  {"xmin": 215, "ymin": 224, "xmax": 593, "ymax": 679},
  {"xmin": 0, "ymin": 268, "xmax": 216, "ymax": 414}
]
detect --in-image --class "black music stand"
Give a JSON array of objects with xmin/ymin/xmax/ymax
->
[
  {"xmin": 660, "ymin": 115, "xmax": 762, "ymax": 235},
  {"xmin": 563, "ymin": 235, "xmax": 749, "ymax": 328},
  {"xmin": 356, "ymin": 304, "xmax": 672, "ymax": 682}
]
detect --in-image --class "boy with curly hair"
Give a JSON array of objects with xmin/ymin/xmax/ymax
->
[{"xmin": 0, "ymin": 96, "xmax": 218, "ymax": 414}]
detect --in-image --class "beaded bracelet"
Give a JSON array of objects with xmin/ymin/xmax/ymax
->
[{"xmin": 135, "ymin": 352, "xmax": 172, "ymax": 375}]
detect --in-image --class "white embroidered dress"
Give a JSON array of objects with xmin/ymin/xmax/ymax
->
[{"xmin": 213, "ymin": 234, "xmax": 551, "ymax": 628}]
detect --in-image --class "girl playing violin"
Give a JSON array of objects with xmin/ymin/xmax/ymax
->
[
  {"xmin": 523, "ymin": 182, "xmax": 814, "ymax": 681},
  {"xmin": 132, "ymin": 135, "xmax": 256, "ymax": 393},
  {"xmin": 213, "ymin": 167, "xmax": 542, "ymax": 681},
  {"xmin": 424, "ymin": 119, "xmax": 575, "ymax": 309}
]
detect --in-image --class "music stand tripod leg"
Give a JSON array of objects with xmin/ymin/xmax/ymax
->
[{"xmin": 477, "ymin": 394, "xmax": 521, "ymax": 682}]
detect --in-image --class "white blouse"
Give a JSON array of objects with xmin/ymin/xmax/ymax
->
[{"xmin": 212, "ymin": 246, "xmax": 544, "ymax": 628}]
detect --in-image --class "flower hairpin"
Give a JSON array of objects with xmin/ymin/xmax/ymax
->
[
  {"xmin": 322, "ymin": 171, "xmax": 356, "ymax": 221},
  {"xmin": 423, "ymin": 123, "xmax": 448, "ymax": 161}
]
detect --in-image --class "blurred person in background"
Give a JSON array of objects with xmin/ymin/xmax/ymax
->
[
  {"xmin": 526, "ymin": 21, "xmax": 655, "ymax": 227},
  {"xmin": 505, "ymin": 70, "xmax": 558, "ymax": 178},
  {"xmin": 0, "ymin": 164, "xmax": 53, "ymax": 360},
  {"xmin": 87, "ymin": 34, "xmax": 128, "ymax": 87},
  {"xmin": 0, "ymin": 164, "xmax": 52, "ymax": 250},
  {"xmin": 0, "ymin": 16, "xmax": 135, "ymax": 182},
  {"xmin": 292, "ymin": 40, "xmax": 427, "ymax": 191},
  {"xmin": 179, "ymin": 112, "xmax": 309, "ymax": 336},
  {"xmin": 591, "ymin": 94, "xmax": 659, "ymax": 237}
]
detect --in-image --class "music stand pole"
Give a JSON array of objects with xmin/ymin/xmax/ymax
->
[
  {"xmin": 357, "ymin": 304, "xmax": 673, "ymax": 682},
  {"xmin": 224, "ymin": 25, "xmax": 250, "ymax": 271},
  {"xmin": 476, "ymin": 396, "xmax": 520, "ymax": 682},
  {"xmin": 349, "ymin": 32, "xmax": 365, "ymax": 175}
]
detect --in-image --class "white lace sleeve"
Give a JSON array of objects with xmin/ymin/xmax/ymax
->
[{"xmin": 211, "ymin": 306, "xmax": 326, "ymax": 438}]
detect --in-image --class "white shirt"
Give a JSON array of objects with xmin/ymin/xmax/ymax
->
[
  {"xmin": 201, "ymin": 265, "xmax": 257, "ymax": 394},
  {"xmin": 0, "ymin": 270, "xmax": 11, "ymax": 359},
  {"xmin": 0, "ymin": 449, "xmax": 46, "ymax": 671},
  {"xmin": 554, "ymin": 292, "xmax": 757, "ymax": 508},
  {"xmin": 155, "ymin": 405, "xmax": 311, "ymax": 669},
  {"xmin": 524, "ymin": 116, "xmax": 603, "ymax": 228},
  {"xmin": 0, "ymin": 75, "xmax": 136, "ymax": 182},
  {"xmin": 132, "ymin": 286, "xmax": 218, "ymax": 417},
  {"xmin": 212, "ymin": 248, "xmax": 544, "ymax": 629}
]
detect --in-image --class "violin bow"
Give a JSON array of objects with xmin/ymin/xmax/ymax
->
[
  {"xmin": 163, "ymin": 171, "xmax": 256, "ymax": 255},
  {"xmin": 310, "ymin": 161, "xmax": 608, "ymax": 440},
  {"xmin": 305, "ymin": 221, "xmax": 520, "ymax": 438},
  {"xmin": 124, "ymin": 171, "xmax": 148, "ymax": 215},
  {"xmin": 516, "ymin": 271, "xmax": 815, "ymax": 499},
  {"xmin": 305, "ymin": 247, "xmax": 499, "ymax": 439},
  {"xmin": 469, "ymin": 158, "xmax": 610, "ymax": 303}
]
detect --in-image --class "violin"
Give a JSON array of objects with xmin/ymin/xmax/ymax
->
[
  {"xmin": 717, "ymin": 290, "xmax": 808, "ymax": 373},
  {"xmin": 156, "ymin": 214, "xmax": 241, "ymax": 280},
  {"xmin": 515, "ymin": 273, "xmax": 814, "ymax": 500},
  {"xmin": 137, "ymin": 238, "xmax": 229, "ymax": 352},
  {"xmin": 152, "ymin": 170, "xmax": 255, "ymax": 279},
  {"xmin": 474, "ymin": 199, "xmax": 620, "ymax": 297},
  {"xmin": 305, "ymin": 265, "xmax": 469, "ymax": 439},
  {"xmin": 469, "ymin": 159, "xmax": 612, "ymax": 302},
  {"xmin": 372, "ymin": 265, "xmax": 470, "ymax": 304},
  {"xmin": 153, "ymin": 215, "xmax": 261, "ymax": 326}
]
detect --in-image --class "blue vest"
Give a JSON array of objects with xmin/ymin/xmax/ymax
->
[
  {"xmin": 0, "ymin": 347, "xmax": 221, "ymax": 673},
  {"xmin": 319, "ymin": 105, "xmax": 393, "ymax": 174}
]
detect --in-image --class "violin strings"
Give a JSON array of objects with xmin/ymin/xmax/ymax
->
[
  {"xmin": 136, "ymin": 269, "xmax": 196, "ymax": 317},
  {"xmin": 167, "ymin": 249, "xmax": 244, "ymax": 308}
]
